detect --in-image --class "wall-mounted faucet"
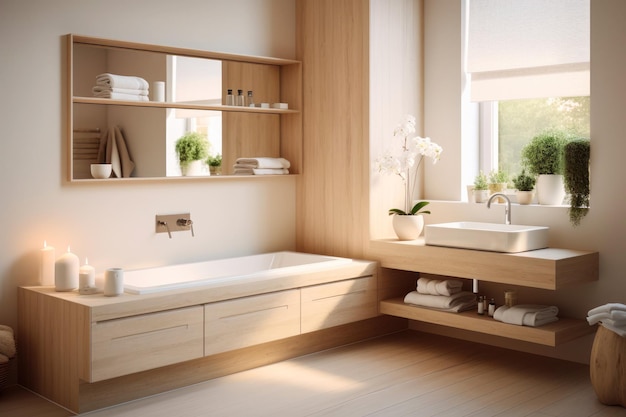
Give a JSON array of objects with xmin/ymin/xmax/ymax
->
[
  {"xmin": 156, "ymin": 213, "xmax": 194, "ymax": 238},
  {"xmin": 487, "ymin": 193, "xmax": 512, "ymax": 225}
]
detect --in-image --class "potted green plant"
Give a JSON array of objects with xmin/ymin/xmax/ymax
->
[
  {"xmin": 175, "ymin": 132, "xmax": 209, "ymax": 176},
  {"xmin": 512, "ymin": 169, "xmax": 536, "ymax": 205},
  {"xmin": 207, "ymin": 153, "xmax": 222, "ymax": 176},
  {"xmin": 564, "ymin": 138, "xmax": 590, "ymax": 226},
  {"xmin": 473, "ymin": 171, "xmax": 489, "ymax": 203},
  {"xmin": 488, "ymin": 169, "xmax": 509, "ymax": 203},
  {"xmin": 521, "ymin": 130, "xmax": 570, "ymax": 205}
]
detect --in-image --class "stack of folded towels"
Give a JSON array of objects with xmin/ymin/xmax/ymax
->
[
  {"xmin": 403, "ymin": 277, "xmax": 476, "ymax": 312},
  {"xmin": 587, "ymin": 303, "xmax": 626, "ymax": 337},
  {"xmin": 233, "ymin": 157, "xmax": 290, "ymax": 175},
  {"xmin": 493, "ymin": 304, "xmax": 559, "ymax": 327},
  {"xmin": 92, "ymin": 73, "xmax": 149, "ymax": 101}
]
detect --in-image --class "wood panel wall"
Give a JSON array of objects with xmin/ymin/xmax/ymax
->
[{"xmin": 295, "ymin": 0, "xmax": 370, "ymax": 259}]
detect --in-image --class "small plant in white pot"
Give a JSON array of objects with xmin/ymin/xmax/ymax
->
[
  {"xmin": 521, "ymin": 130, "xmax": 569, "ymax": 205},
  {"xmin": 375, "ymin": 115, "xmax": 442, "ymax": 240},
  {"xmin": 512, "ymin": 169, "xmax": 536, "ymax": 205},
  {"xmin": 473, "ymin": 171, "xmax": 489, "ymax": 203},
  {"xmin": 488, "ymin": 169, "xmax": 509, "ymax": 203},
  {"xmin": 175, "ymin": 132, "xmax": 210, "ymax": 176}
]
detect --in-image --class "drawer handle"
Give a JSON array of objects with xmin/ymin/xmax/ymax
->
[
  {"xmin": 311, "ymin": 289, "xmax": 367, "ymax": 302},
  {"xmin": 111, "ymin": 324, "xmax": 189, "ymax": 341},
  {"xmin": 220, "ymin": 304, "xmax": 289, "ymax": 320}
]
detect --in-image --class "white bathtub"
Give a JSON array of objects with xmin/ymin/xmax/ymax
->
[{"xmin": 123, "ymin": 251, "xmax": 353, "ymax": 295}]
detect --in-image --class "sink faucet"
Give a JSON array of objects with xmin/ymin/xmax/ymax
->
[{"xmin": 487, "ymin": 193, "xmax": 512, "ymax": 225}]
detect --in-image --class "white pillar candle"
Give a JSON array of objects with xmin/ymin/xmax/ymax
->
[
  {"xmin": 39, "ymin": 241, "xmax": 55, "ymax": 286},
  {"xmin": 55, "ymin": 246, "xmax": 79, "ymax": 292},
  {"xmin": 79, "ymin": 258, "xmax": 96, "ymax": 290}
]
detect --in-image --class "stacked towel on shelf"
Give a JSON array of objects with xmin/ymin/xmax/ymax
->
[
  {"xmin": 587, "ymin": 303, "xmax": 626, "ymax": 337},
  {"xmin": 493, "ymin": 304, "xmax": 559, "ymax": 327},
  {"xmin": 97, "ymin": 126, "xmax": 135, "ymax": 178},
  {"xmin": 404, "ymin": 291, "xmax": 477, "ymax": 313},
  {"xmin": 92, "ymin": 73, "xmax": 149, "ymax": 101},
  {"xmin": 416, "ymin": 277, "xmax": 463, "ymax": 297},
  {"xmin": 233, "ymin": 157, "xmax": 291, "ymax": 175}
]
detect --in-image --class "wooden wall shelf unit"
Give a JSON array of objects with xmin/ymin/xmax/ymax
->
[
  {"xmin": 68, "ymin": 34, "xmax": 302, "ymax": 180},
  {"xmin": 370, "ymin": 239, "xmax": 599, "ymax": 347}
]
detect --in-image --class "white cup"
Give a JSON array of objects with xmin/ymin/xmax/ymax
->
[
  {"xmin": 152, "ymin": 81, "xmax": 165, "ymax": 102},
  {"xmin": 104, "ymin": 268, "xmax": 124, "ymax": 296}
]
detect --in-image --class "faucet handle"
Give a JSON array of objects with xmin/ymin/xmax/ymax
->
[{"xmin": 177, "ymin": 218, "xmax": 194, "ymax": 237}]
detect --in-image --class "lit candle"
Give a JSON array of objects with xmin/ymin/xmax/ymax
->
[
  {"xmin": 55, "ymin": 246, "xmax": 79, "ymax": 292},
  {"xmin": 39, "ymin": 241, "xmax": 55, "ymax": 286},
  {"xmin": 79, "ymin": 258, "xmax": 95, "ymax": 290}
]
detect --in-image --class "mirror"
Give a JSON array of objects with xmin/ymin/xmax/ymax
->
[{"xmin": 69, "ymin": 35, "xmax": 300, "ymax": 181}]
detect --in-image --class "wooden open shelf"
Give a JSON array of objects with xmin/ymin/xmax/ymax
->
[
  {"xmin": 370, "ymin": 239, "xmax": 599, "ymax": 290},
  {"xmin": 380, "ymin": 298, "xmax": 594, "ymax": 347}
]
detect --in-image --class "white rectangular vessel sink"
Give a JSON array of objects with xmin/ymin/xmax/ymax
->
[{"xmin": 424, "ymin": 222, "xmax": 549, "ymax": 253}]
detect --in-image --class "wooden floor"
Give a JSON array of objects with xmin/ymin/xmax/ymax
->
[{"xmin": 1, "ymin": 331, "xmax": 624, "ymax": 417}]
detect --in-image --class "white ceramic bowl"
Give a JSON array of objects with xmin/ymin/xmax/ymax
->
[{"xmin": 90, "ymin": 163, "xmax": 112, "ymax": 179}]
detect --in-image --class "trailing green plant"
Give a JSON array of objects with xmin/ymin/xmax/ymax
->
[
  {"xmin": 389, "ymin": 201, "xmax": 431, "ymax": 216},
  {"xmin": 521, "ymin": 130, "xmax": 570, "ymax": 175},
  {"xmin": 474, "ymin": 171, "xmax": 488, "ymax": 190},
  {"xmin": 207, "ymin": 153, "xmax": 222, "ymax": 167},
  {"xmin": 512, "ymin": 169, "xmax": 536, "ymax": 192},
  {"xmin": 564, "ymin": 138, "xmax": 590, "ymax": 226},
  {"xmin": 488, "ymin": 169, "xmax": 508, "ymax": 185},
  {"xmin": 175, "ymin": 132, "xmax": 209, "ymax": 167}
]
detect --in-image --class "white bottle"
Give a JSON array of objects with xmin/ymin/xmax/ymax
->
[
  {"xmin": 226, "ymin": 89, "xmax": 235, "ymax": 106},
  {"xmin": 236, "ymin": 89, "xmax": 245, "ymax": 106},
  {"xmin": 247, "ymin": 90, "xmax": 255, "ymax": 107}
]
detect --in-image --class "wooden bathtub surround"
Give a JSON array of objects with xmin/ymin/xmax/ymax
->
[
  {"xmin": 18, "ymin": 259, "xmax": 403, "ymax": 413},
  {"xmin": 369, "ymin": 239, "xmax": 599, "ymax": 347}
]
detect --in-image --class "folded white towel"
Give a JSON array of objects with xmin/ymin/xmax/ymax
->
[
  {"xmin": 587, "ymin": 310, "xmax": 626, "ymax": 326},
  {"xmin": 235, "ymin": 157, "xmax": 291, "ymax": 169},
  {"xmin": 494, "ymin": 305, "xmax": 559, "ymax": 327},
  {"xmin": 601, "ymin": 322, "xmax": 626, "ymax": 337},
  {"xmin": 588, "ymin": 303, "xmax": 626, "ymax": 317},
  {"xmin": 96, "ymin": 73, "xmax": 149, "ymax": 90},
  {"xmin": 416, "ymin": 278, "xmax": 463, "ymax": 296},
  {"xmin": 403, "ymin": 291, "xmax": 476, "ymax": 312},
  {"xmin": 92, "ymin": 86, "xmax": 149, "ymax": 96},
  {"xmin": 253, "ymin": 168, "xmax": 289, "ymax": 175},
  {"xmin": 93, "ymin": 91, "xmax": 149, "ymax": 101}
]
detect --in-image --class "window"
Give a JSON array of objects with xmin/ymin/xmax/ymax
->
[{"xmin": 466, "ymin": 0, "xmax": 590, "ymax": 179}]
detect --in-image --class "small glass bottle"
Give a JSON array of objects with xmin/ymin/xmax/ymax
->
[
  {"xmin": 488, "ymin": 298, "xmax": 496, "ymax": 317},
  {"xmin": 236, "ymin": 89, "xmax": 245, "ymax": 106},
  {"xmin": 226, "ymin": 89, "xmax": 235, "ymax": 106},
  {"xmin": 477, "ymin": 295, "xmax": 484, "ymax": 315},
  {"xmin": 247, "ymin": 90, "xmax": 255, "ymax": 107}
]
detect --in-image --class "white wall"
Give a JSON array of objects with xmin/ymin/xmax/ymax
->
[
  {"xmin": 420, "ymin": 0, "xmax": 626, "ymax": 362},
  {"xmin": 0, "ymin": 0, "xmax": 296, "ymax": 336}
]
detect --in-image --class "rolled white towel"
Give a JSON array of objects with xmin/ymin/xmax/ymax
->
[
  {"xmin": 96, "ymin": 73, "xmax": 149, "ymax": 90},
  {"xmin": 588, "ymin": 303, "xmax": 626, "ymax": 317},
  {"xmin": 92, "ymin": 86, "xmax": 148, "ymax": 96},
  {"xmin": 404, "ymin": 291, "xmax": 476, "ymax": 312},
  {"xmin": 494, "ymin": 305, "xmax": 559, "ymax": 327},
  {"xmin": 235, "ymin": 157, "xmax": 291, "ymax": 169}
]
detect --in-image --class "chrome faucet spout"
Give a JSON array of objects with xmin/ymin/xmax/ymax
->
[{"xmin": 487, "ymin": 193, "xmax": 512, "ymax": 225}]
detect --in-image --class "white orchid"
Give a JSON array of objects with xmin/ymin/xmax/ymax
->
[{"xmin": 375, "ymin": 115, "xmax": 443, "ymax": 214}]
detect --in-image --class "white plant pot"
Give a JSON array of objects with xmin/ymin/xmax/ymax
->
[
  {"xmin": 181, "ymin": 160, "xmax": 205, "ymax": 177},
  {"xmin": 392, "ymin": 214, "xmax": 424, "ymax": 241},
  {"xmin": 536, "ymin": 174, "xmax": 565, "ymax": 205},
  {"xmin": 473, "ymin": 189, "xmax": 490, "ymax": 203},
  {"xmin": 516, "ymin": 190, "xmax": 535, "ymax": 205}
]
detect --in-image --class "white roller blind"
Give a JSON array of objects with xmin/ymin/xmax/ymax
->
[{"xmin": 466, "ymin": 0, "xmax": 589, "ymax": 102}]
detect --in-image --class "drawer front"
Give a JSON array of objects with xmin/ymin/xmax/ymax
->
[
  {"xmin": 204, "ymin": 289, "xmax": 300, "ymax": 356},
  {"xmin": 301, "ymin": 276, "xmax": 378, "ymax": 333},
  {"xmin": 91, "ymin": 306, "xmax": 204, "ymax": 382}
]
